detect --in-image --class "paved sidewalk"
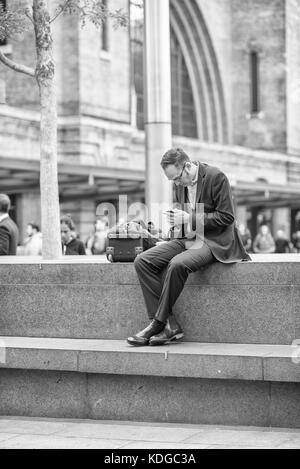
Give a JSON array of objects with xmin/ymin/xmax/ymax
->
[{"xmin": 0, "ymin": 417, "xmax": 299, "ymax": 449}]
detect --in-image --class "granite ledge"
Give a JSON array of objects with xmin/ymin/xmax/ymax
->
[{"xmin": 0, "ymin": 337, "xmax": 299, "ymax": 383}]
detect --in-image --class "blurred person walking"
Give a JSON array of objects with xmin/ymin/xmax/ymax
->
[
  {"xmin": 61, "ymin": 215, "xmax": 86, "ymax": 255},
  {"xmin": 253, "ymin": 224, "xmax": 275, "ymax": 254},
  {"xmin": 237, "ymin": 223, "xmax": 252, "ymax": 252},
  {"xmin": 23, "ymin": 223, "xmax": 43, "ymax": 256},
  {"xmin": 85, "ymin": 217, "xmax": 109, "ymax": 255},
  {"xmin": 0, "ymin": 194, "xmax": 19, "ymax": 256},
  {"xmin": 275, "ymin": 229, "xmax": 292, "ymax": 253},
  {"xmin": 292, "ymin": 230, "xmax": 300, "ymax": 253}
]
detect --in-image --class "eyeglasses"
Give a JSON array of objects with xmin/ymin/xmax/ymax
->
[{"xmin": 172, "ymin": 163, "xmax": 186, "ymax": 183}]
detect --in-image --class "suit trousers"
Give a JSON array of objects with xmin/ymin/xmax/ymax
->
[{"xmin": 134, "ymin": 239, "xmax": 216, "ymax": 324}]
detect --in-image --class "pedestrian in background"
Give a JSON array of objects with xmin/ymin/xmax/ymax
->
[
  {"xmin": 23, "ymin": 223, "xmax": 42, "ymax": 256},
  {"xmin": 252, "ymin": 224, "xmax": 275, "ymax": 254},
  {"xmin": 61, "ymin": 215, "xmax": 86, "ymax": 255},
  {"xmin": 85, "ymin": 216, "xmax": 109, "ymax": 255},
  {"xmin": 237, "ymin": 223, "xmax": 252, "ymax": 252},
  {"xmin": 275, "ymin": 229, "xmax": 291, "ymax": 253},
  {"xmin": 291, "ymin": 230, "xmax": 300, "ymax": 253},
  {"xmin": 0, "ymin": 194, "xmax": 19, "ymax": 256}
]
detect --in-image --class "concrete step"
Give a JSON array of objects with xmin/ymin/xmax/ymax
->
[
  {"xmin": 0, "ymin": 337, "xmax": 299, "ymax": 382},
  {"xmin": 0, "ymin": 337, "xmax": 299, "ymax": 428},
  {"xmin": 0, "ymin": 258, "xmax": 299, "ymax": 344}
]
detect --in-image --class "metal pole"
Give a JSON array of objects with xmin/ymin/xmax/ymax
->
[{"xmin": 144, "ymin": 0, "xmax": 173, "ymax": 223}]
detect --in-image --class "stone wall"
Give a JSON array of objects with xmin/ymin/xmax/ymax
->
[
  {"xmin": 53, "ymin": 14, "xmax": 80, "ymax": 116},
  {"xmin": 197, "ymin": 0, "xmax": 233, "ymax": 143},
  {"xmin": 78, "ymin": 0, "xmax": 130, "ymax": 123},
  {"xmin": 0, "ymin": 260, "xmax": 299, "ymax": 345},
  {"xmin": 286, "ymin": 0, "xmax": 300, "ymax": 156},
  {"xmin": 231, "ymin": 0, "xmax": 286, "ymax": 151}
]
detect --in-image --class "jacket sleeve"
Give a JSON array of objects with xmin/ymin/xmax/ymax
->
[
  {"xmin": 191, "ymin": 172, "xmax": 235, "ymax": 232},
  {"xmin": 79, "ymin": 241, "xmax": 86, "ymax": 255},
  {"xmin": 0, "ymin": 225, "xmax": 10, "ymax": 255}
]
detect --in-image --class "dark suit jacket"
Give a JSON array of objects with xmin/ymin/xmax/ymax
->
[
  {"xmin": 0, "ymin": 216, "xmax": 19, "ymax": 255},
  {"xmin": 175, "ymin": 162, "xmax": 251, "ymax": 263},
  {"xmin": 62, "ymin": 238, "xmax": 86, "ymax": 255}
]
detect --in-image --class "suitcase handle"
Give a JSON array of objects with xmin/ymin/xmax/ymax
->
[{"xmin": 108, "ymin": 233, "xmax": 141, "ymax": 239}]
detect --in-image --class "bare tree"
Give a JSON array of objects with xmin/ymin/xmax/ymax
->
[{"xmin": 0, "ymin": 0, "xmax": 128, "ymax": 259}]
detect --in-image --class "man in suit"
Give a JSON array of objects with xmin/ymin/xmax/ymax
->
[
  {"xmin": 127, "ymin": 148, "xmax": 251, "ymax": 346},
  {"xmin": 0, "ymin": 194, "xmax": 19, "ymax": 256}
]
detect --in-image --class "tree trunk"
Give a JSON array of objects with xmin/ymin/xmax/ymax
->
[{"xmin": 33, "ymin": 0, "xmax": 61, "ymax": 259}]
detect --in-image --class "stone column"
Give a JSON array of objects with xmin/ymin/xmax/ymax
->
[
  {"xmin": 235, "ymin": 205, "xmax": 248, "ymax": 226},
  {"xmin": 16, "ymin": 192, "xmax": 41, "ymax": 247},
  {"xmin": 144, "ymin": 0, "xmax": 173, "ymax": 226},
  {"xmin": 272, "ymin": 207, "xmax": 291, "ymax": 238}
]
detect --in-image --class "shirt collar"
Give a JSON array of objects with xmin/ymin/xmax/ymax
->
[
  {"xmin": 0, "ymin": 214, "xmax": 9, "ymax": 223},
  {"xmin": 190, "ymin": 162, "xmax": 199, "ymax": 186}
]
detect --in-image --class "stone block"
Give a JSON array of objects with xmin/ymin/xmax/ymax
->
[
  {"xmin": 0, "ymin": 370, "xmax": 87, "ymax": 419},
  {"xmin": 0, "ymin": 261, "xmax": 298, "ymax": 344},
  {"xmin": 87, "ymin": 374, "xmax": 270, "ymax": 426},
  {"xmin": 270, "ymin": 382, "xmax": 300, "ymax": 428},
  {"xmin": 0, "ymin": 284, "xmax": 147, "ymax": 339},
  {"xmin": 1, "ymin": 337, "xmax": 296, "ymax": 383},
  {"xmin": 174, "ymin": 285, "xmax": 295, "ymax": 344},
  {"xmin": 292, "ymin": 287, "xmax": 300, "ymax": 339},
  {"xmin": 0, "ymin": 348, "xmax": 78, "ymax": 373},
  {"xmin": 187, "ymin": 262, "xmax": 294, "ymax": 286},
  {"xmin": 78, "ymin": 346, "xmax": 263, "ymax": 381},
  {"xmin": 263, "ymin": 357, "xmax": 300, "ymax": 383},
  {"xmin": 293, "ymin": 264, "xmax": 300, "ymax": 285},
  {"xmin": 0, "ymin": 263, "xmax": 119, "ymax": 286},
  {"xmin": 0, "ymin": 364, "xmax": 298, "ymax": 427}
]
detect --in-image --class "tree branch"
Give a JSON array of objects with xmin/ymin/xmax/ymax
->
[
  {"xmin": 0, "ymin": 49, "xmax": 35, "ymax": 77},
  {"xmin": 50, "ymin": 0, "xmax": 72, "ymax": 23},
  {"xmin": 24, "ymin": 8, "xmax": 34, "ymax": 25}
]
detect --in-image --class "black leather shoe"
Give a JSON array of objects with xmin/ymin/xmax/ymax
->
[
  {"xmin": 127, "ymin": 319, "xmax": 165, "ymax": 346},
  {"xmin": 149, "ymin": 316, "xmax": 184, "ymax": 346}
]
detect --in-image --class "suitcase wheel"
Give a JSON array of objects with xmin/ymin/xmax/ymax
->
[
  {"xmin": 135, "ymin": 247, "xmax": 144, "ymax": 257},
  {"xmin": 106, "ymin": 247, "xmax": 115, "ymax": 263}
]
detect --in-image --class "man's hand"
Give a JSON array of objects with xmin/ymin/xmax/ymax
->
[{"xmin": 164, "ymin": 209, "xmax": 190, "ymax": 227}]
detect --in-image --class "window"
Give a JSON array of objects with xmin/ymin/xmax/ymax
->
[
  {"xmin": 171, "ymin": 34, "xmax": 197, "ymax": 138},
  {"xmin": 101, "ymin": 0, "xmax": 109, "ymax": 52},
  {"xmin": 0, "ymin": 1, "xmax": 7, "ymax": 46},
  {"xmin": 250, "ymin": 50, "xmax": 260, "ymax": 114},
  {"xmin": 131, "ymin": 13, "xmax": 144, "ymax": 130},
  {"xmin": 130, "ymin": 3, "xmax": 198, "ymax": 138}
]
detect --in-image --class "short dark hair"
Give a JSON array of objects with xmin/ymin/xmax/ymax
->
[
  {"xmin": 28, "ymin": 223, "xmax": 40, "ymax": 232},
  {"xmin": 60, "ymin": 214, "xmax": 75, "ymax": 231},
  {"xmin": 160, "ymin": 148, "xmax": 191, "ymax": 169},
  {"xmin": 0, "ymin": 194, "xmax": 11, "ymax": 213}
]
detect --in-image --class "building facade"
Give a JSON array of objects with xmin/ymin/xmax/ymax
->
[{"xmin": 1, "ymin": 0, "xmax": 300, "ymax": 243}]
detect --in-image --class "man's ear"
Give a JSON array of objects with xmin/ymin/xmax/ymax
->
[{"xmin": 185, "ymin": 161, "xmax": 192, "ymax": 172}]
